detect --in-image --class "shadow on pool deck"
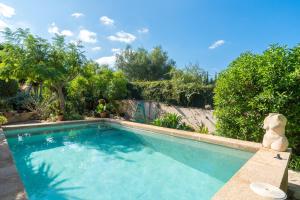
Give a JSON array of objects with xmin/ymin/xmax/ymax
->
[{"xmin": 288, "ymin": 170, "xmax": 300, "ymax": 200}]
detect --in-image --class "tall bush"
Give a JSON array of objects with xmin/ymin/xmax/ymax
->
[
  {"xmin": 0, "ymin": 79, "xmax": 19, "ymax": 112},
  {"xmin": 0, "ymin": 79, "xmax": 19, "ymax": 98},
  {"xmin": 214, "ymin": 45, "xmax": 300, "ymax": 170},
  {"xmin": 67, "ymin": 64, "xmax": 128, "ymax": 113},
  {"xmin": 0, "ymin": 115, "xmax": 7, "ymax": 125}
]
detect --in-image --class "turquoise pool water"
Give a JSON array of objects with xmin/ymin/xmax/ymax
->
[{"xmin": 5, "ymin": 123, "xmax": 253, "ymax": 200}]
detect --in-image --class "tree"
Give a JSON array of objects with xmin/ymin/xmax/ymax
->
[
  {"xmin": 115, "ymin": 46, "xmax": 175, "ymax": 81},
  {"xmin": 0, "ymin": 28, "xmax": 86, "ymax": 113},
  {"xmin": 47, "ymin": 35, "xmax": 86, "ymax": 112},
  {"xmin": 169, "ymin": 63, "xmax": 207, "ymax": 85},
  {"xmin": 0, "ymin": 28, "xmax": 50, "ymax": 98},
  {"xmin": 168, "ymin": 63, "xmax": 213, "ymax": 106}
]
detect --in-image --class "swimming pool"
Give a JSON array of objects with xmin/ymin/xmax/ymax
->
[{"xmin": 4, "ymin": 122, "xmax": 253, "ymax": 200}]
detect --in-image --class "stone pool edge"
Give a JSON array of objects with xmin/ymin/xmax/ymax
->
[
  {"xmin": 1, "ymin": 118, "xmax": 291, "ymax": 200},
  {"xmin": 0, "ymin": 128, "xmax": 27, "ymax": 200}
]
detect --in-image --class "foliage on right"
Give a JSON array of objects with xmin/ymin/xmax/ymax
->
[{"xmin": 214, "ymin": 45, "xmax": 300, "ymax": 170}]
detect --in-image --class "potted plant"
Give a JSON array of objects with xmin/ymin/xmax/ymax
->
[{"xmin": 96, "ymin": 99, "xmax": 108, "ymax": 118}]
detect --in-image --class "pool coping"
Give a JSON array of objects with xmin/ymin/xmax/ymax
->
[
  {"xmin": 0, "ymin": 128, "xmax": 27, "ymax": 200},
  {"xmin": 0, "ymin": 118, "xmax": 291, "ymax": 200}
]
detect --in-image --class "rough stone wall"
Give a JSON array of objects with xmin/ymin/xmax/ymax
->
[
  {"xmin": 3, "ymin": 112, "xmax": 36, "ymax": 124},
  {"xmin": 116, "ymin": 100, "xmax": 216, "ymax": 133}
]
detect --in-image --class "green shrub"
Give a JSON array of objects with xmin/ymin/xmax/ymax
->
[
  {"xmin": 153, "ymin": 113, "xmax": 194, "ymax": 131},
  {"xmin": 106, "ymin": 102, "xmax": 118, "ymax": 114},
  {"xmin": 23, "ymin": 95, "xmax": 56, "ymax": 120},
  {"xmin": 63, "ymin": 112, "xmax": 84, "ymax": 121},
  {"xmin": 0, "ymin": 79, "xmax": 19, "ymax": 98},
  {"xmin": 214, "ymin": 45, "xmax": 300, "ymax": 170},
  {"xmin": 177, "ymin": 123, "xmax": 194, "ymax": 131},
  {"xmin": 153, "ymin": 113, "xmax": 181, "ymax": 128},
  {"xmin": 0, "ymin": 115, "xmax": 7, "ymax": 125},
  {"xmin": 67, "ymin": 75, "xmax": 90, "ymax": 113},
  {"xmin": 67, "ymin": 66, "xmax": 128, "ymax": 113},
  {"xmin": 196, "ymin": 122, "xmax": 209, "ymax": 134},
  {"xmin": 0, "ymin": 99, "xmax": 12, "ymax": 112},
  {"xmin": 106, "ymin": 71, "xmax": 128, "ymax": 100},
  {"xmin": 8, "ymin": 92, "xmax": 31, "ymax": 111},
  {"xmin": 290, "ymin": 155, "xmax": 300, "ymax": 171},
  {"xmin": 0, "ymin": 79, "xmax": 19, "ymax": 112},
  {"xmin": 96, "ymin": 103, "xmax": 106, "ymax": 113}
]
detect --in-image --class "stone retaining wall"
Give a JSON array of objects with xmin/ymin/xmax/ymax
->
[
  {"xmin": 116, "ymin": 100, "xmax": 216, "ymax": 133},
  {"xmin": 3, "ymin": 112, "xmax": 36, "ymax": 124}
]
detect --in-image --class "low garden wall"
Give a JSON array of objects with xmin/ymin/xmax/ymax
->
[
  {"xmin": 116, "ymin": 100, "xmax": 216, "ymax": 133},
  {"xmin": 3, "ymin": 112, "xmax": 36, "ymax": 124}
]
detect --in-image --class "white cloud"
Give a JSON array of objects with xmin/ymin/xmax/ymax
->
[
  {"xmin": 91, "ymin": 46, "xmax": 102, "ymax": 51},
  {"xmin": 138, "ymin": 27, "xmax": 149, "ymax": 33},
  {"xmin": 100, "ymin": 16, "xmax": 114, "ymax": 26},
  {"xmin": 61, "ymin": 30, "xmax": 73, "ymax": 37},
  {"xmin": 0, "ymin": 20, "xmax": 9, "ymax": 30},
  {"xmin": 96, "ymin": 55, "xmax": 116, "ymax": 66},
  {"xmin": 107, "ymin": 31, "xmax": 136, "ymax": 43},
  {"xmin": 0, "ymin": 3, "xmax": 15, "ymax": 18},
  {"xmin": 48, "ymin": 23, "xmax": 73, "ymax": 37},
  {"xmin": 209, "ymin": 40, "xmax": 225, "ymax": 49},
  {"xmin": 111, "ymin": 48, "xmax": 121, "ymax": 54},
  {"xmin": 78, "ymin": 29, "xmax": 97, "ymax": 43},
  {"xmin": 48, "ymin": 23, "xmax": 60, "ymax": 35},
  {"xmin": 71, "ymin": 12, "xmax": 84, "ymax": 18}
]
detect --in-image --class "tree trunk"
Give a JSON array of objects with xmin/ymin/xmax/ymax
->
[
  {"xmin": 25, "ymin": 83, "xmax": 32, "ymax": 95},
  {"xmin": 33, "ymin": 85, "xmax": 38, "ymax": 99},
  {"xmin": 57, "ymin": 86, "xmax": 65, "ymax": 113},
  {"xmin": 39, "ymin": 82, "xmax": 43, "ymax": 99}
]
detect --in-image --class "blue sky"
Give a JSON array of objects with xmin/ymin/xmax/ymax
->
[{"xmin": 0, "ymin": 0, "xmax": 300, "ymax": 75}]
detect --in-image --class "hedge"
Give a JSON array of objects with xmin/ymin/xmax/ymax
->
[
  {"xmin": 127, "ymin": 80, "xmax": 214, "ymax": 108},
  {"xmin": 214, "ymin": 45, "xmax": 300, "ymax": 170}
]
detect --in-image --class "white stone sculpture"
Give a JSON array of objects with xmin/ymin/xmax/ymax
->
[{"xmin": 262, "ymin": 113, "xmax": 289, "ymax": 152}]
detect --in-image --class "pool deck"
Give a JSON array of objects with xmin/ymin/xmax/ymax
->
[{"xmin": 0, "ymin": 118, "xmax": 292, "ymax": 200}]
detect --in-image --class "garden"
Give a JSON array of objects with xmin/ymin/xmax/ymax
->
[{"xmin": 0, "ymin": 28, "xmax": 299, "ymax": 170}]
